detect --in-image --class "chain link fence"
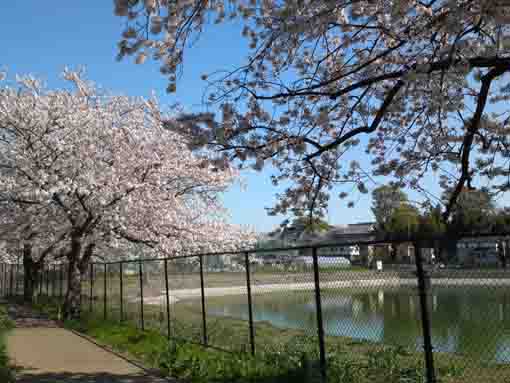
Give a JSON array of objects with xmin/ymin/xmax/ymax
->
[{"xmin": 2, "ymin": 235, "xmax": 510, "ymax": 382}]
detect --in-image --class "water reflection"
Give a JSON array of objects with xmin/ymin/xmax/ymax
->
[{"xmin": 205, "ymin": 287, "xmax": 510, "ymax": 362}]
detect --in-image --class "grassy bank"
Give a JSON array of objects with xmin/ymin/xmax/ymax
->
[
  {"xmin": 62, "ymin": 312, "xmax": 510, "ymax": 383},
  {"xmin": 32, "ymin": 295, "xmax": 510, "ymax": 383},
  {"xmin": 0, "ymin": 305, "xmax": 14, "ymax": 383}
]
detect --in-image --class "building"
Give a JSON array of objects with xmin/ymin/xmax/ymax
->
[
  {"xmin": 255, "ymin": 222, "xmax": 377, "ymax": 266},
  {"xmin": 456, "ymin": 237, "xmax": 504, "ymax": 267}
]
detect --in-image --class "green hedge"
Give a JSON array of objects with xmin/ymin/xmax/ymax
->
[{"xmin": 0, "ymin": 305, "xmax": 14, "ymax": 383}]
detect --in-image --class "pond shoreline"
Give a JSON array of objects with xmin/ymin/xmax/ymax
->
[{"xmin": 142, "ymin": 277, "xmax": 510, "ymax": 305}]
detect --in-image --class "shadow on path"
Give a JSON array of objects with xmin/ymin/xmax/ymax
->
[{"xmin": 14, "ymin": 370, "xmax": 169, "ymax": 383}]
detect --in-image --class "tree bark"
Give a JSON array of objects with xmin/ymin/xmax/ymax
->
[
  {"xmin": 22, "ymin": 243, "xmax": 40, "ymax": 304},
  {"xmin": 63, "ymin": 258, "xmax": 82, "ymax": 319},
  {"xmin": 62, "ymin": 238, "xmax": 96, "ymax": 319},
  {"xmin": 62, "ymin": 236, "xmax": 83, "ymax": 320}
]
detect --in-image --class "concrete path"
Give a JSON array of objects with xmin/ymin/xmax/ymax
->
[{"xmin": 5, "ymin": 304, "xmax": 169, "ymax": 383}]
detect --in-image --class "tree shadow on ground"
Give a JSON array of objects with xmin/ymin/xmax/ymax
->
[
  {"xmin": 13, "ymin": 369, "xmax": 318, "ymax": 383},
  {"xmin": 14, "ymin": 370, "xmax": 173, "ymax": 383}
]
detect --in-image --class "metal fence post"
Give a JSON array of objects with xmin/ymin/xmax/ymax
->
[
  {"xmin": 10, "ymin": 264, "xmax": 14, "ymax": 297},
  {"xmin": 14, "ymin": 263, "xmax": 18, "ymax": 296},
  {"xmin": 312, "ymin": 247, "xmax": 327, "ymax": 382},
  {"xmin": 199, "ymin": 255, "xmax": 208, "ymax": 346},
  {"xmin": 60, "ymin": 264, "xmax": 64, "ymax": 301},
  {"xmin": 139, "ymin": 259, "xmax": 145, "ymax": 331},
  {"xmin": 19, "ymin": 261, "xmax": 23, "ymax": 296},
  {"xmin": 52, "ymin": 264, "xmax": 56, "ymax": 298},
  {"xmin": 49, "ymin": 264, "xmax": 52, "ymax": 297},
  {"xmin": 104, "ymin": 263, "xmax": 107, "ymax": 320},
  {"xmin": 19, "ymin": 262, "xmax": 22, "ymax": 296},
  {"xmin": 164, "ymin": 259, "xmax": 171, "ymax": 340},
  {"xmin": 45, "ymin": 265, "xmax": 49, "ymax": 297},
  {"xmin": 3, "ymin": 263, "xmax": 6, "ymax": 298},
  {"xmin": 39, "ymin": 264, "xmax": 43, "ymax": 297},
  {"xmin": 120, "ymin": 262, "xmax": 124, "ymax": 322},
  {"xmin": 4, "ymin": 264, "xmax": 7, "ymax": 298},
  {"xmin": 90, "ymin": 263, "xmax": 94, "ymax": 313},
  {"xmin": 14, "ymin": 263, "xmax": 17, "ymax": 297},
  {"xmin": 1, "ymin": 264, "xmax": 3, "ymax": 297},
  {"xmin": 414, "ymin": 243, "xmax": 437, "ymax": 383},
  {"xmin": 79, "ymin": 265, "xmax": 82, "ymax": 311},
  {"xmin": 244, "ymin": 252, "xmax": 256, "ymax": 356},
  {"xmin": 2, "ymin": 264, "xmax": 4, "ymax": 297}
]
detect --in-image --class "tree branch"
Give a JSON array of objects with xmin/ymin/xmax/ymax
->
[
  {"xmin": 443, "ymin": 64, "xmax": 510, "ymax": 220},
  {"xmin": 305, "ymin": 79, "xmax": 406, "ymax": 160}
]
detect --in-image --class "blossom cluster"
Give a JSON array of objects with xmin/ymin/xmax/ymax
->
[{"xmin": 114, "ymin": 0, "xmax": 510, "ymax": 218}]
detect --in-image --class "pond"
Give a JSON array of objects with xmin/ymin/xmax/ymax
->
[{"xmin": 205, "ymin": 286, "xmax": 510, "ymax": 362}]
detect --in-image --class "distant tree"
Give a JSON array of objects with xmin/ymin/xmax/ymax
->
[
  {"xmin": 420, "ymin": 204, "xmax": 447, "ymax": 236},
  {"xmin": 419, "ymin": 204, "xmax": 449, "ymax": 263},
  {"xmin": 385, "ymin": 203, "xmax": 421, "ymax": 237},
  {"xmin": 492, "ymin": 208, "xmax": 510, "ymax": 233},
  {"xmin": 292, "ymin": 216, "xmax": 331, "ymax": 234},
  {"xmin": 446, "ymin": 188, "xmax": 495, "ymax": 233},
  {"xmin": 371, "ymin": 185, "xmax": 408, "ymax": 232}
]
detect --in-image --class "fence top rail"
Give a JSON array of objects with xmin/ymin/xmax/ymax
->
[{"xmin": 89, "ymin": 231, "xmax": 510, "ymax": 265}]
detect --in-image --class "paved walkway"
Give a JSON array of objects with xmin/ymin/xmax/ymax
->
[{"xmin": 5, "ymin": 304, "xmax": 169, "ymax": 383}]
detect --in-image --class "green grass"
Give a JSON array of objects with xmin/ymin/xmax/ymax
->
[
  {"xmin": 0, "ymin": 304, "xmax": 14, "ymax": 383},
  {"xmin": 65, "ymin": 315, "xmax": 324, "ymax": 383}
]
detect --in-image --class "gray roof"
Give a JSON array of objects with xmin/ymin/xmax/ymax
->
[{"xmin": 264, "ymin": 222, "xmax": 376, "ymax": 245}]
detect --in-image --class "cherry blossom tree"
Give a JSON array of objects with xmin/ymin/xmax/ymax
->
[
  {"xmin": 113, "ymin": 0, "xmax": 510, "ymax": 221},
  {"xmin": 0, "ymin": 70, "xmax": 255, "ymax": 317},
  {"xmin": 0, "ymin": 200, "xmax": 67, "ymax": 302}
]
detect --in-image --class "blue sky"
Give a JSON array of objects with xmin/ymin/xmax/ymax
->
[{"xmin": 2, "ymin": 2, "xmax": 502, "ymax": 232}]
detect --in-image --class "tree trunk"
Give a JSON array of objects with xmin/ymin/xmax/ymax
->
[
  {"xmin": 62, "ymin": 236, "xmax": 83, "ymax": 320},
  {"xmin": 22, "ymin": 243, "xmax": 40, "ymax": 304},
  {"xmin": 390, "ymin": 245, "xmax": 397, "ymax": 262},
  {"xmin": 63, "ymin": 259, "xmax": 82, "ymax": 319},
  {"xmin": 62, "ymin": 238, "xmax": 96, "ymax": 320},
  {"xmin": 23, "ymin": 264, "xmax": 39, "ymax": 303},
  {"xmin": 500, "ymin": 240, "xmax": 507, "ymax": 269},
  {"xmin": 433, "ymin": 240, "xmax": 444, "ymax": 265}
]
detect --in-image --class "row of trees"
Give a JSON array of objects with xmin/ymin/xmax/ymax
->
[
  {"xmin": 371, "ymin": 184, "xmax": 509, "ymax": 237},
  {"xmin": 371, "ymin": 184, "xmax": 510, "ymax": 266},
  {"xmin": 0, "ymin": 71, "xmax": 254, "ymax": 318}
]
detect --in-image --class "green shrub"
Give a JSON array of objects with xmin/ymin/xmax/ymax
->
[
  {"xmin": 0, "ymin": 305, "xmax": 14, "ymax": 383},
  {"xmin": 0, "ymin": 306, "xmax": 13, "ymax": 331}
]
